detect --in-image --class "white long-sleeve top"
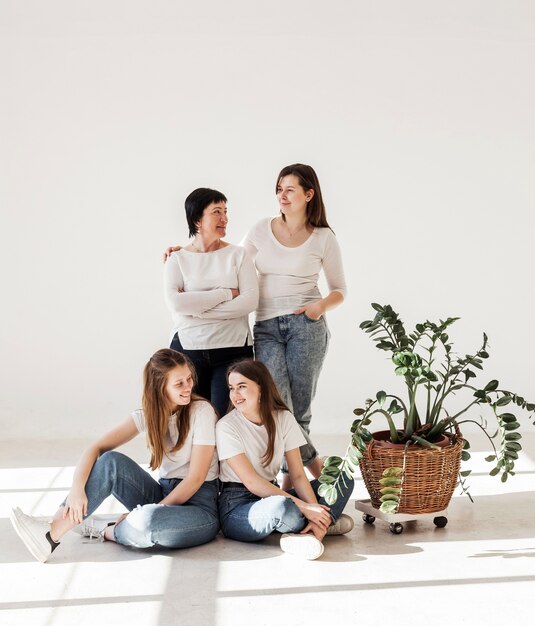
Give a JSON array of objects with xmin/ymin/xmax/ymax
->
[
  {"xmin": 163, "ymin": 244, "xmax": 259, "ymax": 350},
  {"xmin": 241, "ymin": 217, "xmax": 347, "ymax": 322}
]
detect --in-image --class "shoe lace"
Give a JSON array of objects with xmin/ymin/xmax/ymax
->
[{"xmin": 81, "ymin": 523, "xmax": 105, "ymax": 542}]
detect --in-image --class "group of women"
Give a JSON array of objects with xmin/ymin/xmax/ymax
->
[{"xmin": 10, "ymin": 164, "xmax": 353, "ymax": 563}]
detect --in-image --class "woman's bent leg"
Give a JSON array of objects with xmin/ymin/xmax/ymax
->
[
  {"xmin": 220, "ymin": 491, "xmax": 306, "ymax": 542},
  {"xmin": 310, "ymin": 477, "xmax": 354, "ymax": 523},
  {"xmin": 113, "ymin": 480, "xmax": 220, "ymax": 549},
  {"xmin": 49, "ymin": 451, "xmax": 162, "ymax": 543},
  {"xmin": 114, "ymin": 503, "xmax": 219, "ymax": 549},
  {"xmin": 83, "ymin": 451, "xmax": 163, "ymax": 516}
]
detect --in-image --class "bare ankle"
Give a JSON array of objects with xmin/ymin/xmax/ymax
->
[{"xmin": 103, "ymin": 524, "xmax": 116, "ymax": 542}]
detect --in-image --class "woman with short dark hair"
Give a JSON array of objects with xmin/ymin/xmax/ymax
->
[{"xmin": 164, "ymin": 188, "xmax": 259, "ymax": 417}]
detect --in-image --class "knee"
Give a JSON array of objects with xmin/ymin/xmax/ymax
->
[
  {"xmin": 271, "ymin": 496, "xmax": 302, "ymax": 525},
  {"xmin": 128, "ymin": 503, "xmax": 159, "ymax": 528},
  {"xmin": 114, "ymin": 504, "xmax": 161, "ymax": 549},
  {"xmin": 93, "ymin": 450, "xmax": 124, "ymax": 477}
]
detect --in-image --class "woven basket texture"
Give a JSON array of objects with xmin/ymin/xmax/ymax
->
[{"xmin": 359, "ymin": 434, "xmax": 464, "ymax": 514}]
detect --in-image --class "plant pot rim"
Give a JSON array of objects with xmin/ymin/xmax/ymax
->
[{"xmin": 371, "ymin": 429, "xmax": 453, "ymax": 449}]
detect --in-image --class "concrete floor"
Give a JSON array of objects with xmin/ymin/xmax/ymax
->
[{"xmin": 1, "ymin": 432, "xmax": 534, "ymax": 626}]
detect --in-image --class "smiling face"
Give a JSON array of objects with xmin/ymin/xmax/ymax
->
[
  {"xmin": 276, "ymin": 174, "xmax": 314, "ymax": 219},
  {"xmin": 228, "ymin": 371, "xmax": 261, "ymax": 421},
  {"xmin": 164, "ymin": 364, "xmax": 194, "ymax": 410},
  {"xmin": 195, "ymin": 201, "xmax": 228, "ymax": 240}
]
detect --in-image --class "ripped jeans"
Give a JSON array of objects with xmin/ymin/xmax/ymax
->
[{"xmin": 68, "ymin": 450, "xmax": 219, "ymax": 549}]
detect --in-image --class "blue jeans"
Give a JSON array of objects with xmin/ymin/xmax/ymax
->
[
  {"xmin": 75, "ymin": 451, "xmax": 220, "ymax": 549},
  {"xmin": 254, "ymin": 313, "xmax": 330, "ymax": 469},
  {"xmin": 170, "ymin": 334, "xmax": 253, "ymax": 417},
  {"xmin": 218, "ymin": 477, "xmax": 353, "ymax": 542}
]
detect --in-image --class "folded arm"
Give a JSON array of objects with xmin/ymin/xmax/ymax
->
[
  {"xmin": 196, "ymin": 253, "xmax": 259, "ymax": 319},
  {"xmin": 163, "ymin": 254, "xmax": 233, "ymax": 316}
]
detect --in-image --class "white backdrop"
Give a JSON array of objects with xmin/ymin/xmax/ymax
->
[{"xmin": 1, "ymin": 1, "xmax": 534, "ymax": 439}]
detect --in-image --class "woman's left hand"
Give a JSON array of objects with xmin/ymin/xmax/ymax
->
[
  {"xmin": 293, "ymin": 302, "xmax": 324, "ymax": 321},
  {"xmin": 301, "ymin": 521, "xmax": 327, "ymax": 542},
  {"xmin": 296, "ymin": 501, "xmax": 332, "ymax": 529}
]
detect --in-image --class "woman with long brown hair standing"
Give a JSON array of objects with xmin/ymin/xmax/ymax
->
[
  {"xmin": 241, "ymin": 164, "xmax": 347, "ymax": 488},
  {"xmin": 10, "ymin": 349, "xmax": 220, "ymax": 563}
]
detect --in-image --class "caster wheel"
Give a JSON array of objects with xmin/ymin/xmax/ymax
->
[
  {"xmin": 389, "ymin": 522, "xmax": 403, "ymax": 535},
  {"xmin": 363, "ymin": 514, "xmax": 376, "ymax": 525},
  {"xmin": 433, "ymin": 516, "xmax": 448, "ymax": 528}
]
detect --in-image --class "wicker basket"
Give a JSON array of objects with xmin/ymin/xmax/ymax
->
[{"xmin": 359, "ymin": 431, "xmax": 464, "ymax": 514}]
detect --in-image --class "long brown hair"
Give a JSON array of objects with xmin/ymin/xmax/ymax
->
[
  {"xmin": 227, "ymin": 359, "xmax": 289, "ymax": 466},
  {"xmin": 142, "ymin": 348, "xmax": 202, "ymax": 470},
  {"xmin": 276, "ymin": 163, "xmax": 332, "ymax": 230}
]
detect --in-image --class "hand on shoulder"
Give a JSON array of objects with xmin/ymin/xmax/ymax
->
[{"xmin": 163, "ymin": 245, "xmax": 182, "ymax": 262}]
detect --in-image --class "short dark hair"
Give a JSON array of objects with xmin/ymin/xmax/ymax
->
[{"xmin": 184, "ymin": 188, "xmax": 227, "ymax": 237}]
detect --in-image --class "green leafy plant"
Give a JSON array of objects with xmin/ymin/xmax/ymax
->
[
  {"xmin": 378, "ymin": 466, "xmax": 404, "ymax": 514},
  {"xmin": 320, "ymin": 303, "xmax": 535, "ymax": 505}
]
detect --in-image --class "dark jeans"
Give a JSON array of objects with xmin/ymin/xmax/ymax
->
[
  {"xmin": 218, "ymin": 477, "xmax": 354, "ymax": 542},
  {"xmin": 170, "ymin": 334, "xmax": 253, "ymax": 417}
]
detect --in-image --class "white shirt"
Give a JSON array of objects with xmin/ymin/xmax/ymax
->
[
  {"xmin": 241, "ymin": 218, "xmax": 347, "ymax": 321},
  {"xmin": 216, "ymin": 408, "xmax": 306, "ymax": 483},
  {"xmin": 131, "ymin": 400, "xmax": 219, "ymax": 480},
  {"xmin": 163, "ymin": 244, "xmax": 259, "ymax": 349}
]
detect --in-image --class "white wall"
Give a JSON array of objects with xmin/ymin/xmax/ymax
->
[{"xmin": 1, "ymin": 0, "xmax": 534, "ymax": 439}]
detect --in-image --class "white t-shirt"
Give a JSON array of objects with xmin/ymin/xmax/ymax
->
[
  {"xmin": 163, "ymin": 244, "xmax": 259, "ymax": 349},
  {"xmin": 216, "ymin": 408, "xmax": 306, "ymax": 483},
  {"xmin": 241, "ymin": 217, "xmax": 347, "ymax": 321},
  {"xmin": 131, "ymin": 400, "xmax": 219, "ymax": 480}
]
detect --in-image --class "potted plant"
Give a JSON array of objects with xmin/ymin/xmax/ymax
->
[{"xmin": 320, "ymin": 304, "xmax": 535, "ymax": 517}]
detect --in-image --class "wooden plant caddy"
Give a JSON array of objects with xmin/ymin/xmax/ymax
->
[{"xmin": 355, "ymin": 498, "xmax": 449, "ymax": 535}]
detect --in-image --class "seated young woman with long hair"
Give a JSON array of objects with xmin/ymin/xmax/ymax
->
[
  {"xmin": 10, "ymin": 349, "xmax": 220, "ymax": 563},
  {"xmin": 216, "ymin": 359, "xmax": 354, "ymax": 560}
]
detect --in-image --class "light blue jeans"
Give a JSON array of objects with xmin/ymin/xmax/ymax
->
[
  {"xmin": 219, "ymin": 477, "xmax": 354, "ymax": 542},
  {"xmin": 254, "ymin": 313, "xmax": 330, "ymax": 469},
  {"xmin": 70, "ymin": 451, "xmax": 220, "ymax": 549}
]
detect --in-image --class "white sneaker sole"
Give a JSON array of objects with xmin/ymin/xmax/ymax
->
[
  {"xmin": 10, "ymin": 508, "xmax": 50, "ymax": 563},
  {"xmin": 280, "ymin": 533, "xmax": 324, "ymax": 560}
]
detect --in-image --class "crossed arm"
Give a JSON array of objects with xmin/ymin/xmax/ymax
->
[{"xmin": 163, "ymin": 251, "xmax": 258, "ymax": 319}]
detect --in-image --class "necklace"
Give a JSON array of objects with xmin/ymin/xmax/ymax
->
[{"xmin": 284, "ymin": 221, "xmax": 307, "ymax": 238}]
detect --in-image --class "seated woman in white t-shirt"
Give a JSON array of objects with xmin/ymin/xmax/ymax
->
[
  {"xmin": 164, "ymin": 187, "xmax": 259, "ymax": 417},
  {"xmin": 10, "ymin": 349, "xmax": 220, "ymax": 563},
  {"xmin": 216, "ymin": 359, "xmax": 354, "ymax": 560}
]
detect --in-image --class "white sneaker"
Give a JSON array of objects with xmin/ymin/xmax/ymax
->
[
  {"xmin": 280, "ymin": 533, "xmax": 324, "ymax": 560},
  {"xmin": 10, "ymin": 507, "xmax": 59, "ymax": 563},
  {"xmin": 80, "ymin": 518, "xmax": 114, "ymax": 542},
  {"xmin": 326, "ymin": 513, "xmax": 354, "ymax": 536}
]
